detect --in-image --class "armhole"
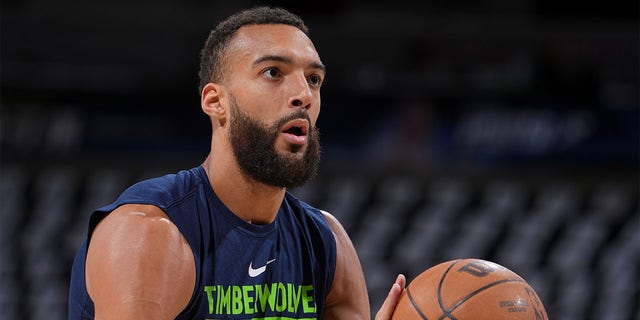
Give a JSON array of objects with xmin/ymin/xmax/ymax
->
[{"xmin": 320, "ymin": 210, "xmax": 339, "ymax": 301}]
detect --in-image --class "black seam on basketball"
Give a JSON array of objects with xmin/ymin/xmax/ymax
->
[
  {"xmin": 406, "ymin": 286, "xmax": 429, "ymax": 320},
  {"xmin": 437, "ymin": 260, "xmax": 460, "ymax": 320},
  {"xmin": 446, "ymin": 278, "xmax": 526, "ymax": 314}
]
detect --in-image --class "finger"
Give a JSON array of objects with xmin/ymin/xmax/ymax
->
[
  {"xmin": 375, "ymin": 274, "xmax": 406, "ymax": 320},
  {"xmin": 396, "ymin": 274, "xmax": 406, "ymax": 288}
]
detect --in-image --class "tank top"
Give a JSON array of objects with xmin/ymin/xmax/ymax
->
[{"xmin": 68, "ymin": 165, "xmax": 337, "ymax": 319}]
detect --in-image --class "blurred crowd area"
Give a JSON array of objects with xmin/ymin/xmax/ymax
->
[{"xmin": 1, "ymin": 1, "xmax": 638, "ymax": 319}]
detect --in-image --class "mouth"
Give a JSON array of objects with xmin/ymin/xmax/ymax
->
[{"xmin": 280, "ymin": 118, "xmax": 309, "ymax": 146}]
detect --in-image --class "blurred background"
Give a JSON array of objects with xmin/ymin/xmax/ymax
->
[{"xmin": 1, "ymin": 0, "xmax": 638, "ymax": 319}]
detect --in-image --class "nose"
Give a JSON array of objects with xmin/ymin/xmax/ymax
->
[{"xmin": 288, "ymin": 74, "xmax": 313, "ymax": 110}]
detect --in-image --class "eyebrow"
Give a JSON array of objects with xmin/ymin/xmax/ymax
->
[{"xmin": 253, "ymin": 55, "xmax": 326, "ymax": 72}]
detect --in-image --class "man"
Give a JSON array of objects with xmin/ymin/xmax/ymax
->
[{"xmin": 69, "ymin": 6, "xmax": 405, "ymax": 319}]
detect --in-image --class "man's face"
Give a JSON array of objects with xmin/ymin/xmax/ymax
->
[
  {"xmin": 221, "ymin": 24, "xmax": 325, "ymax": 187},
  {"xmin": 229, "ymin": 94, "xmax": 321, "ymax": 188}
]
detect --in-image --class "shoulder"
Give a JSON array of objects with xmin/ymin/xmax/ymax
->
[
  {"xmin": 116, "ymin": 167, "xmax": 205, "ymax": 209},
  {"xmin": 319, "ymin": 210, "xmax": 371, "ymax": 319},
  {"xmin": 319, "ymin": 210, "xmax": 344, "ymax": 235},
  {"xmin": 284, "ymin": 193, "xmax": 334, "ymax": 231},
  {"xmin": 86, "ymin": 204, "xmax": 195, "ymax": 319},
  {"xmin": 90, "ymin": 204, "xmax": 186, "ymax": 248},
  {"xmin": 319, "ymin": 210, "xmax": 352, "ymax": 260}
]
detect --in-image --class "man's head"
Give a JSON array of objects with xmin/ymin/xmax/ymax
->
[
  {"xmin": 198, "ymin": 6, "xmax": 310, "ymax": 93},
  {"xmin": 199, "ymin": 7, "xmax": 325, "ymax": 189}
]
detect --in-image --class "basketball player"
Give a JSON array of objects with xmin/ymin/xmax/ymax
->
[{"xmin": 68, "ymin": 6, "xmax": 406, "ymax": 319}]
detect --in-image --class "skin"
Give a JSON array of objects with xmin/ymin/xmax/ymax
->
[{"xmin": 85, "ymin": 24, "xmax": 405, "ymax": 319}]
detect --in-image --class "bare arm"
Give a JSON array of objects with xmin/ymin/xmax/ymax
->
[
  {"xmin": 85, "ymin": 204, "xmax": 195, "ymax": 320},
  {"xmin": 321, "ymin": 211, "xmax": 370, "ymax": 320},
  {"xmin": 321, "ymin": 211, "xmax": 406, "ymax": 320}
]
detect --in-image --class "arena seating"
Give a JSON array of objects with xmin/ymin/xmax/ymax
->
[
  {"xmin": 2, "ymin": 3, "xmax": 637, "ymax": 320},
  {"xmin": 1, "ymin": 157, "xmax": 638, "ymax": 320}
]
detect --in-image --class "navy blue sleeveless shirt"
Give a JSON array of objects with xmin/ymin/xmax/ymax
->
[{"xmin": 69, "ymin": 166, "xmax": 337, "ymax": 319}]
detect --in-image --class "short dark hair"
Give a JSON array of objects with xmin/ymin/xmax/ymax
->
[{"xmin": 197, "ymin": 6, "xmax": 309, "ymax": 94}]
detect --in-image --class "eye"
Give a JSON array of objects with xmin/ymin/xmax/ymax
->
[
  {"xmin": 262, "ymin": 67, "xmax": 281, "ymax": 79},
  {"xmin": 308, "ymin": 74, "xmax": 323, "ymax": 87}
]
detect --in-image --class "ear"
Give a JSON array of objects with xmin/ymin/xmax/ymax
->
[{"xmin": 201, "ymin": 83, "xmax": 227, "ymax": 126}]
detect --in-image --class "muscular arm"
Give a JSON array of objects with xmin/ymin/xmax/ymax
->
[
  {"xmin": 321, "ymin": 211, "xmax": 371, "ymax": 320},
  {"xmin": 321, "ymin": 211, "xmax": 406, "ymax": 320},
  {"xmin": 85, "ymin": 204, "xmax": 195, "ymax": 320}
]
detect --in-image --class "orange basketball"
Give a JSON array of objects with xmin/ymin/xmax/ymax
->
[{"xmin": 391, "ymin": 258, "xmax": 548, "ymax": 320}]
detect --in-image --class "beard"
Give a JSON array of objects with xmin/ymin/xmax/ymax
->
[{"xmin": 228, "ymin": 95, "xmax": 321, "ymax": 188}]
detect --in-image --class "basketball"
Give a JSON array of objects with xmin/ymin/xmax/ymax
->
[{"xmin": 391, "ymin": 258, "xmax": 548, "ymax": 319}]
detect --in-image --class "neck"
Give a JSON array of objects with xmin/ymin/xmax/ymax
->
[{"xmin": 202, "ymin": 152, "xmax": 286, "ymax": 225}]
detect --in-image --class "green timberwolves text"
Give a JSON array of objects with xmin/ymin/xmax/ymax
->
[{"xmin": 204, "ymin": 282, "xmax": 317, "ymax": 317}]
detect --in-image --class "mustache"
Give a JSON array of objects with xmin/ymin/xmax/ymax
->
[{"xmin": 273, "ymin": 109, "xmax": 313, "ymax": 131}]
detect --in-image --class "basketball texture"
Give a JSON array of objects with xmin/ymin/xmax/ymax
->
[{"xmin": 391, "ymin": 258, "xmax": 548, "ymax": 319}]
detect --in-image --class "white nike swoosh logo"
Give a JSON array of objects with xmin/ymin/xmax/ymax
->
[{"xmin": 248, "ymin": 259, "xmax": 276, "ymax": 277}]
